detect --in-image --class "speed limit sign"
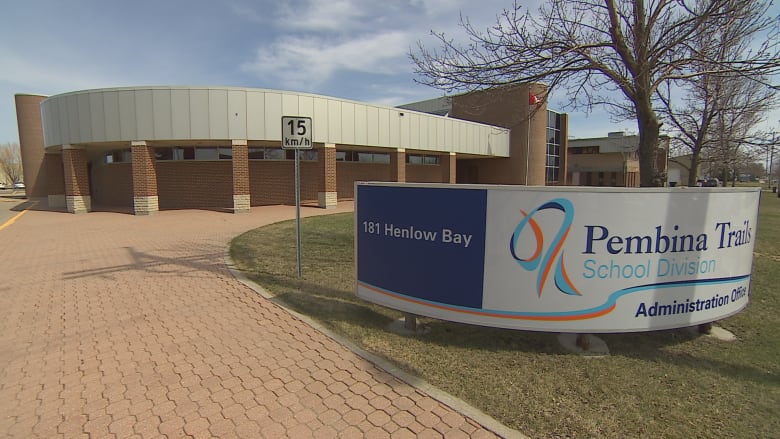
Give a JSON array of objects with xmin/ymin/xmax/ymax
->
[{"xmin": 281, "ymin": 116, "xmax": 312, "ymax": 150}]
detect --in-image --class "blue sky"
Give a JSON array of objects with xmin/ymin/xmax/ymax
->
[{"xmin": 1, "ymin": 0, "xmax": 775, "ymax": 145}]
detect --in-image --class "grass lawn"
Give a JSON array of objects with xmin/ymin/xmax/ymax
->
[{"xmin": 230, "ymin": 192, "xmax": 780, "ymax": 438}]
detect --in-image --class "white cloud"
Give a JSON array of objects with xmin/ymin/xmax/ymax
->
[
  {"xmin": 0, "ymin": 48, "xmax": 111, "ymax": 94},
  {"xmin": 226, "ymin": 1, "xmax": 274, "ymax": 24},
  {"xmin": 240, "ymin": 31, "xmax": 413, "ymax": 88},
  {"xmin": 277, "ymin": 0, "xmax": 368, "ymax": 32},
  {"xmin": 361, "ymin": 82, "xmax": 445, "ymax": 106}
]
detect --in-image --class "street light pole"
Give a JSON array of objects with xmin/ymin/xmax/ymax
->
[
  {"xmin": 771, "ymin": 143, "xmax": 776, "ymax": 190},
  {"xmin": 767, "ymin": 136, "xmax": 771, "ymax": 187},
  {"xmin": 769, "ymin": 130, "xmax": 777, "ymax": 191}
]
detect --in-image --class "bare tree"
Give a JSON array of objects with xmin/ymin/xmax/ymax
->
[
  {"xmin": 0, "ymin": 142, "xmax": 23, "ymax": 186},
  {"xmin": 741, "ymin": 161, "xmax": 765, "ymax": 180},
  {"xmin": 658, "ymin": 1, "xmax": 778, "ymax": 186},
  {"xmin": 412, "ymin": 0, "xmax": 780, "ymax": 186},
  {"xmin": 669, "ymin": 78, "xmax": 777, "ymax": 186}
]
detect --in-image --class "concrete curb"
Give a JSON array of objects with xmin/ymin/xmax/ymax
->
[{"xmin": 224, "ymin": 249, "xmax": 529, "ymax": 439}]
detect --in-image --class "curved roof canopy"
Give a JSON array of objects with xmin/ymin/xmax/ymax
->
[{"xmin": 41, "ymin": 86, "xmax": 509, "ymax": 157}]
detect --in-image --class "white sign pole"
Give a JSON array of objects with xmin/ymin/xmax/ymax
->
[{"xmin": 281, "ymin": 116, "xmax": 313, "ymax": 279}]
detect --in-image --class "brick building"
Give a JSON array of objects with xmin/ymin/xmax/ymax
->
[
  {"xmin": 567, "ymin": 132, "xmax": 670, "ymax": 187},
  {"xmin": 15, "ymin": 84, "xmax": 565, "ymax": 215}
]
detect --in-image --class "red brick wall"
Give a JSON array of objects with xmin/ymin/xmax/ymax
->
[
  {"xmin": 85, "ymin": 158, "xmax": 438, "ymax": 210},
  {"xmin": 441, "ymin": 154, "xmax": 456, "ymax": 184},
  {"xmin": 63, "ymin": 148, "xmax": 90, "ymax": 197},
  {"xmin": 131, "ymin": 145, "xmax": 158, "ymax": 198},
  {"xmin": 336, "ymin": 163, "xmax": 391, "ymax": 198},
  {"xmin": 319, "ymin": 147, "xmax": 337, "ymax": 192},
  {"xmin": 248, "ymin": 161, "xmax": 320, "ymax": 206},
  {"xmin": 92, "ymin": 163, "xmax": 133, "ymax": 207},
  {"xmin": 406, "ymin": 165, "xmax": 442, "ymax": 183},
  {"xmin": 157, "ymin": 161, "xmax": 233, "ymax": 209},
  {"xmin": 451, "ymin": 83, "xmax": 548, "ymax": 185},
  {"xmin": 389, "ymin": 150, "xmax": 406, "ymax": 183},
  {"xmin": 232, "ymin": 144, "xmax": 249, "ymax": 196},
  {"xmin": 44, "ymin": 154, "xmax": 65, "ymax": 195}
]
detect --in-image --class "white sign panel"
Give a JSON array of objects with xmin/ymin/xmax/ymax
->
[
  {"xmin": 281, "ymin": 116, "xmax": 312, "ymax": 150},
  {"xmin": 356, "ymin": 184, "xmax": 760, "ymax": 333}
]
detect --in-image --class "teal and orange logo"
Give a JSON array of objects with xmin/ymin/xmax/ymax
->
[{"xmin": 510, "ymin": 198, "xmax": 581, "ymax": 297}]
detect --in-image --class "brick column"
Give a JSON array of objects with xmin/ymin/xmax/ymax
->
[
  {"xmin": 318, "ymin": 144, "xmax": 337, "ymax": 208},
  {"xmin": 441, "ymin": 152, "xmax": 456, "ymax": 184},
  {"xmin": 232, "ymin": 139, "xmax": 250, "ymax": 213},
  {"xmin": 44, "ymin": 153, "xmax": 66, "ymax": 209},
  {"xmin": 131, "ymin": 141, "xmax": 159, "ymax": 215},
  {"xmin": 390, "ymin": 148, "xmax": 406, "ymax": 183},
  {"xmin": 62, "ymin": 145, "xmax": 91, "ymax": 214},
  {"xmin": 15, "ymin": 94, "xmax": 47, "ymax": 199}
]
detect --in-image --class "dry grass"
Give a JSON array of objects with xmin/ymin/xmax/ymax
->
[{"xmin": 230, "ymin": 192, "xmax": 780, "ymax": 438}]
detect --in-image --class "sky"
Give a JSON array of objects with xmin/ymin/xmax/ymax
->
[{"xmin": 0, "ymin": 0, "xmax": 776, "ymax": 145}]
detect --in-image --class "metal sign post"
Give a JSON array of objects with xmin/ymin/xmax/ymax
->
[
  {"xmin": 281, "ymin": 116, "xmax": 312, "ymax": 278},
  {"xmin": 294, "ymin": 149, "xmax": 302, "ymax": 277}
]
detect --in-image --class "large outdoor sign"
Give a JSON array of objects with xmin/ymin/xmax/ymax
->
[{"xmin": 355, "ymin": 183, "xmax": 761, "ymax": 333}]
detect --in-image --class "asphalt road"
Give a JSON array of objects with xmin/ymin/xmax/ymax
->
[{"xmin": 0, "ymin": 190, "xmax": 28, "ymax": 226}]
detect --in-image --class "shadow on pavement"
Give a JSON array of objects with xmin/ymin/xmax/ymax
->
[{"xmin": 62, "ymin": 245, "xmax": 227, "ymax": 280}]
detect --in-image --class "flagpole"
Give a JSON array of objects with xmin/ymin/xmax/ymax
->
[
  {"xmin": 527, "ymin": 92, "xmax": 538, "ymax": 186},
  {"xmin": 526, "ymin": 113, "xmax": 530, "ymax": 186}
]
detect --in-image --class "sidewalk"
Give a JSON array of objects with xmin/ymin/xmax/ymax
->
[{"xmin": 0, "ymin": 204, "xmax": 515, "ymax": 438}]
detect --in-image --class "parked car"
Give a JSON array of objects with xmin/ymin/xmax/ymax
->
[
  {"xmin": 13, "ymin": 182, "xmax": 25, "ymax": 189},
  {"xmin": 0, "ymin": 182, "xmax": 7, "ymax": 190}
]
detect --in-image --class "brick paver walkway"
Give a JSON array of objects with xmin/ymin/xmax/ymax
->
[{"xmin": 0, "ymin": 204, "xmax": 505, "ymax": 438}]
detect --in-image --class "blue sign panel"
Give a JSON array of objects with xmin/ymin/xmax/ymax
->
[{"xmin": 356, "ymin": 184, "xmax": 487, "ymax": 308}]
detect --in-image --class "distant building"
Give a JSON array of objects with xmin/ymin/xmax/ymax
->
[
  {"xmin": 567, "ymin": 132, "xmax": 669, "ymax": 187},
  {"xmin": 667, "ymin": 154, "xmax": 700, "ymax": 187}
]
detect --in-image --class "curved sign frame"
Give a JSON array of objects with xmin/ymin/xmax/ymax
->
[{"xmin": 355, "ymin": 183, "xmax": 760, "ymax": 333}]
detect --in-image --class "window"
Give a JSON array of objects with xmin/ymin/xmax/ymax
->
[
  {"xmin": 154, "ymin": 146, "xmax": 243, "ymax": 161},
  {"xmin": 336, "ymin": 150, "xmax": 389, "ymax": 163},
  {"xmin": 571, "ymin": 146, "xmax": 600, "ymax": 155},
  {"xmin": 247, "ymin": 147, "xmax": 318, "ymax": 161},
  {"xmin": 297, "ymin": 150, "xmax": 319, "ymax": 161},
  {"xmin": 178, "ymin": 147, "xmax": 195, "ymax": 160},
  {"xmin": 547, "ymin": 111, "xmax": 561, "ymax": 128},
  {"xmin": 372, "ymin": 153, "xmax": 389, "ymax": 163},
  {"xmin": 407, "ymin": 154, "xmax": 440, "ymax": 165},
  {"xmin": 195, "ymin": 148, "xmax": 219, "ymax": 160},
  {"xmin": 104, "ymin": 149, "xmax": 131, "ymax": 164},
  {"xmin": 155, "ymin": 147, "xmax": 199, "ymax": 161},
  {"xmin": 218, "ymin": 147, "xmax": 233, "ymax": 160},
  {"xmin": 248, "ymin": 148, "xmax": 264, "ymax": 160},
  {"xmin": 358, "ymin": 152, "xmax": 375, "ymax": 163},
  {"xmin": 264, "ymin": 148, "xmax": 285, "ymax": 160},
  {"xmin": 545, "ymin": 110, "xmax": 563, "ymax": 185}
]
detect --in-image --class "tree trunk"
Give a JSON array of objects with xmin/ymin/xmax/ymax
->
[
  {"xmin": 636, "ymin": 100, "xmax": 662, "ymax": 187},
  {"xmin": 688, "ymin": 151, "xmax": 701, "ymax": 186}
]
